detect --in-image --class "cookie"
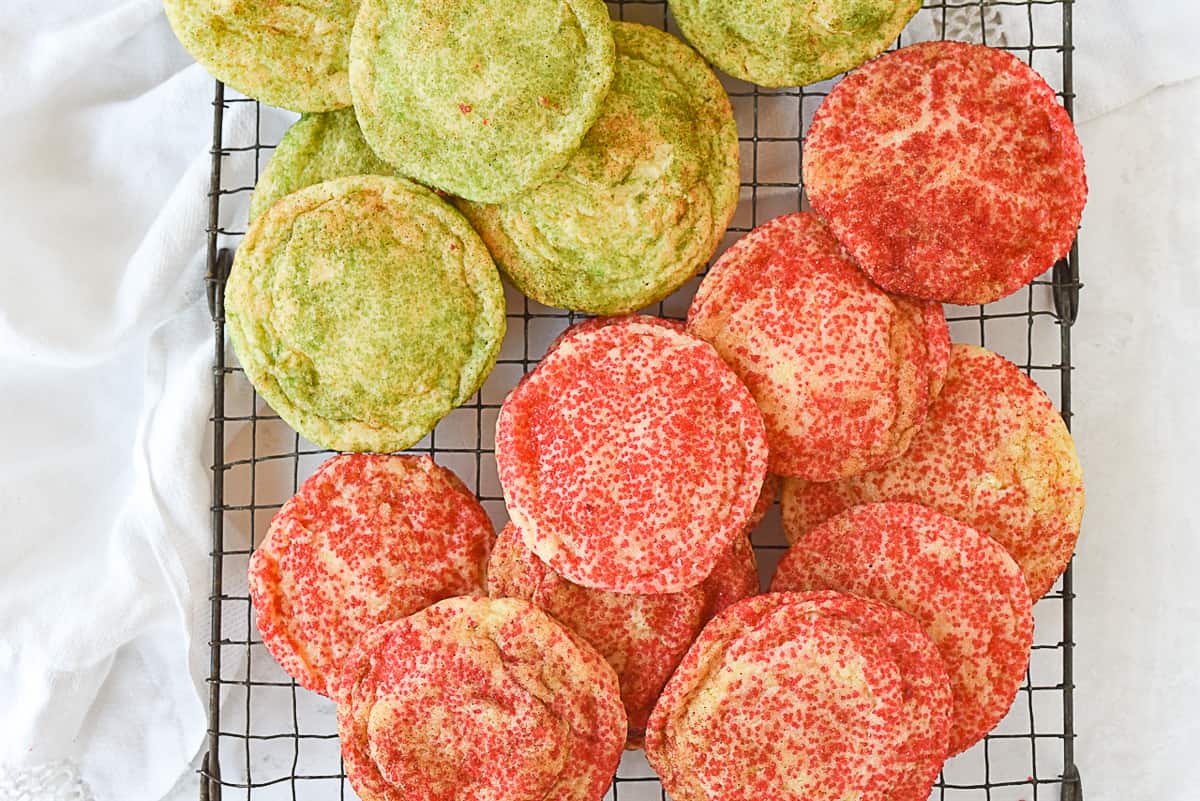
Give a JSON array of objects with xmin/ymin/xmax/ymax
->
[
  {"xmin": 349, "ymin": 0, "xmax": 615, "ymax": 202},
  {"xmin": 803, "ymin": 41, "xmax": 1087, "ymax": 304},
  {"xmin": 457, "ymin": 22, "xmax": 739, "ymax": 314},
  {"xmin": 496, "ymin": 315, "xmax": 769, "ymax": 593},
  {"xmin": 667, "ymin": 0, "xmax": 920, "ymax": 88},
  {"xmin": 645, "ymin": 592, "xmax": 907, "ymax": 801},
  {"xmin": 335, "ymin": 596, "xmax": 625, "ymax": 801},
  {"xmin": 688, "ymin": 212, "xmax": 950, "ymax": 481},
  {"xmin": 487, "ymin": 524, "xmax": 757, "ymax": 746},
  {"xmin": 249, "ymin": 109, "xmax": 399, "ymax": 222},
  {"xmin": 164, "ymin": 0, "xmax": 356, "ymax": 112},
  {"xmin": 772, "ymin": 502, "xmax": 1034, "ymax": 754},
  {"xmin": 248, "ymin": 454, "xmax": 494, "ymax": 696},
  {"xmin": 781, "ymin": 344, "xmax": 1083, "ymax": 599},
  {"xmin": 792, "ymin": 590, "xmax": 952, "ymax": 801},
  {"xmin": 225, "ymin": 175, "xmax": 505, "ymax": 453}
]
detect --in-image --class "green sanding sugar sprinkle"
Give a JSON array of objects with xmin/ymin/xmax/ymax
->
[
  {"xmin": 250, "ymin": 109, "xmax": 401, "ymax": 222},
  {"xmin": 164, "ymin": 0, "xmax": 357, "ymax": 112},
  {"xmin": 458, "ymin": 22, "xmax": 740, "ymax": 315},
  {"xmin": 349, "ymin": 0, "xmax": 616, "ymax": 203},
  {"xmin": 667, "ymin": 0, "xmax": 921, "ymax": 88},
  {"xmin": 225, "ymin": 176, "xmax": 506, "ymax": 454}
]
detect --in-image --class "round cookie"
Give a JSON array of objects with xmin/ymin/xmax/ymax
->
[
  {"xmin": 793, "ymin": 590, "xmax": 952, "ymax": 801},
  {"xmin": 349, "ymin": 0, "xmax": 616, "ymax": 202},
  {"xmin": 249, "ymin": 454, "xmax": 494, "ymax": 696},
  {"xmin": 487, "ymin": 524, "xmax": 757, "ymax": 746},
  {"xmin": 457, "ymin": 22, "xmax": 739, "ymax": 314},
  {"xmin": 249, "ymin": 109, "xmax": 400, "ymax": 222},
  {"xmin": 781, "ymin": 344, "xmax": 1084, "ymax": 599},
  {"xmin": 771, "ymin": 502, "xmax": 1034, "ymax": 754},
  {"xmin": 803, "ymin": 41, "xmax": 1087, "ymax": 304},
  {"xmin": 667, "ymin": 0, "xmax": 920, "ymax": 88},
  {"xmin": 688, "ymin": 212, "xmax": 950, "ymax": 481},
  {"xmin": 495, "ymin": 315, "xmax": 769, "ymax": 593},
  {"xmin": 164, "ymin": 0, "xmax": 356, "ymax": 112},
  {"xmin": 644, "ymin": 592, "xmax": 907, "ymax": 801},
  {"xmin": 225, "ymin": 175, "xmax": 505, "ymax": 453},
  {"xmin": 335, "ymin": 596, "xmax": 625, "ymax": 801}
]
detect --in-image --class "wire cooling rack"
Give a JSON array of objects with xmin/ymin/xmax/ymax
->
[{"xmin": 200, "ymin": 2, "xmax": 1083, "ymax": 799}]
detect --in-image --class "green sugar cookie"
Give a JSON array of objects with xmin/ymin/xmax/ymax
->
[
  {"xmin": 164, "ymin": 0, "xmax": 358, "ymax": 112},
  {"xmin": 667, "ymin": 0, "xmax": 921, "ymax": 88},
  {"xmin": 349, "ymin": 0, "xmax": 616, "ymax": 203},
  {"xmin": 458, "ymin": 22, "xmax": 739, "ymax": 314},
  {"xmin": 249, "ymin": 109, "xmax": 399, "ymax": 222},
  {"xmin": 225, "ymin": 176, "xmax": 506, "ymax": 453}
]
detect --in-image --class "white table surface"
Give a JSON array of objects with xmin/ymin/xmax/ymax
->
[{"xmin": 1071, "ymin": 77, "xmax": 1200, "ymax": 799}]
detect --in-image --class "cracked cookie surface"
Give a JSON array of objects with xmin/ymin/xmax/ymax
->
[
  {"xmin": 350, "ymin": 0, "xmax": 615, "ymax": 202},
  {"xmin": 225, "ymin": 175, "xmax": 505, "ymax": 452},
  {"xmin": 689, "ymin": 212, "xmax": 949, "ymax": 481},
  {"xmin": 667, "ymin": 0, "xmax": 920, "ymax": 87},
  {"xmin": 645, "ymin": 591, "xmax": 908, "ymax": 801},
  {"xmin": 781, "ymin": 344, "xmax": 1084, "ymax": 599},
  {"xmin": 335, "ymin": 596, "xmax": 625, "ymax": 801},
  {"xmin": 458, "ymin": 22, "xmax": 738, "ymax": 314},
  {"xmin": 250, "ymin": 109, "xmax": 400, "ymax": 222},
  {"xmin": 495, "ymin": 315, "xmax": 768, "ymax": 593},
  {"xmin": 249, "ymin": 454, "xmax": 494, "ymax": 696},
  {"xmin": 772, "ymin": 501, "xmax": 1033, "ymax": 754},
  {"xmin": 487, "ymin": 523, "xmax": 758, "ymax": 746},
  {"xmin": 803, "ymin": 41, "xmax": 1087, "ymax": 304},
  {"xmin": 165, "ymin": 0, "xmax": 358, "ymax": 111}
]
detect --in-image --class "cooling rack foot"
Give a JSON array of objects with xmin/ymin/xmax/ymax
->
[
  {"xmin": 1052, "ymin": 256, "xmax": 1080, "ymax": 326},
  {"xmin": 199, "ymin": 751, "xmax": 221, "ymax": 801},
  {"xmin": 1061, "ymin": 763, "xmax": 1083, "ymax": 801}
]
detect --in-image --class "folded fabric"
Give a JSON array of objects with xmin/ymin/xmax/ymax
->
[{"xmin": 0, "ymin": 3, "xmax": 258, "ymax": 799}]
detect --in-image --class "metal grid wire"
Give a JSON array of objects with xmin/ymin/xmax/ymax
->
[{"xmin": 201, "ymin": 2, "xmax": 1082, "ymax": 799}]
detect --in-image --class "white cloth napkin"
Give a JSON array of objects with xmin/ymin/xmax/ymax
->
[
  {"xmin": 0, "ymin": 2, "xmax": 1196, "ymax": 801},
  {"xmin": 0, "ymin": 3, "xmax": 258, "ymax": 799}
]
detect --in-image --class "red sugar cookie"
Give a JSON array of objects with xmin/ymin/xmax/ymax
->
[
  {"xmin": 803, "ymin": 41, "xmax": 1086, "ymax": 305},
  {"xmin": 771, "ymin": 502, "xmax": 1033, "ymax": 754},
  {"xmin": 496, "ymin": 315, "xmax": 769, "ymax": 593},
  {"xmin": 645, "ymin": 592, "xmax": 906, "ymax": 801},
  {"xmin": 781, "ymin": 344, "xmax": 1084, "ymax": 599},
  {"xmin": 248, "ymin": 454, "xmax": 494, "ymax": 696},
  {"xmin": 487, "ymin": 523, "xmax": 758, "ymax": 747},
  {"xmin": 335, "ymin": 596, "xmax": 625, "ymax": 801},
  {"xmin": 792, "ymin": 590, "xmax": 952, "ymax": 801},
  {"xmin": 688, "ymin": 212, "xmax": 949, "ymax": 481}
]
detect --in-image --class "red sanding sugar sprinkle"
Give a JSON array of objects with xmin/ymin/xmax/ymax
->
[
  {"xmin": 645, "ymin": 592, "xmax": 907, "ymax": 801},
  {"xmin": 496, "ymin": 315, "xmax": 769, "ymax": 594},
  {"xmin": 772, "ymin": 501, "xmax": 1034, "ymax": 755},
  {"xmin": 688, "ymin": 212, "xmax": 949, "ymax": 481},
  {"xmin": 488, "ymin": 523, "xmax": 758, "ymax": 746},
  {"xmin": 334, "ymin": 596, "xmax": 625, "ymax": 801},
  {"xmin": 247, "ymin": 454, "xmax": 494, "ymax": 697},
  {"xmin": 789, "ymin": 590, "xmax": 952, "ymax": 801},
  {"xmin": 781, "ymin": 343, "xmax": 1084, "ymax": 600},
  {"xmin": 803, "ymin": 40, "xmax": 1086, "ymax": 305}
]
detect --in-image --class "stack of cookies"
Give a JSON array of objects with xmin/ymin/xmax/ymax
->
[{"xmin": 167, "ymin": 2, "xmax": 1086, "ymax": 800}]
